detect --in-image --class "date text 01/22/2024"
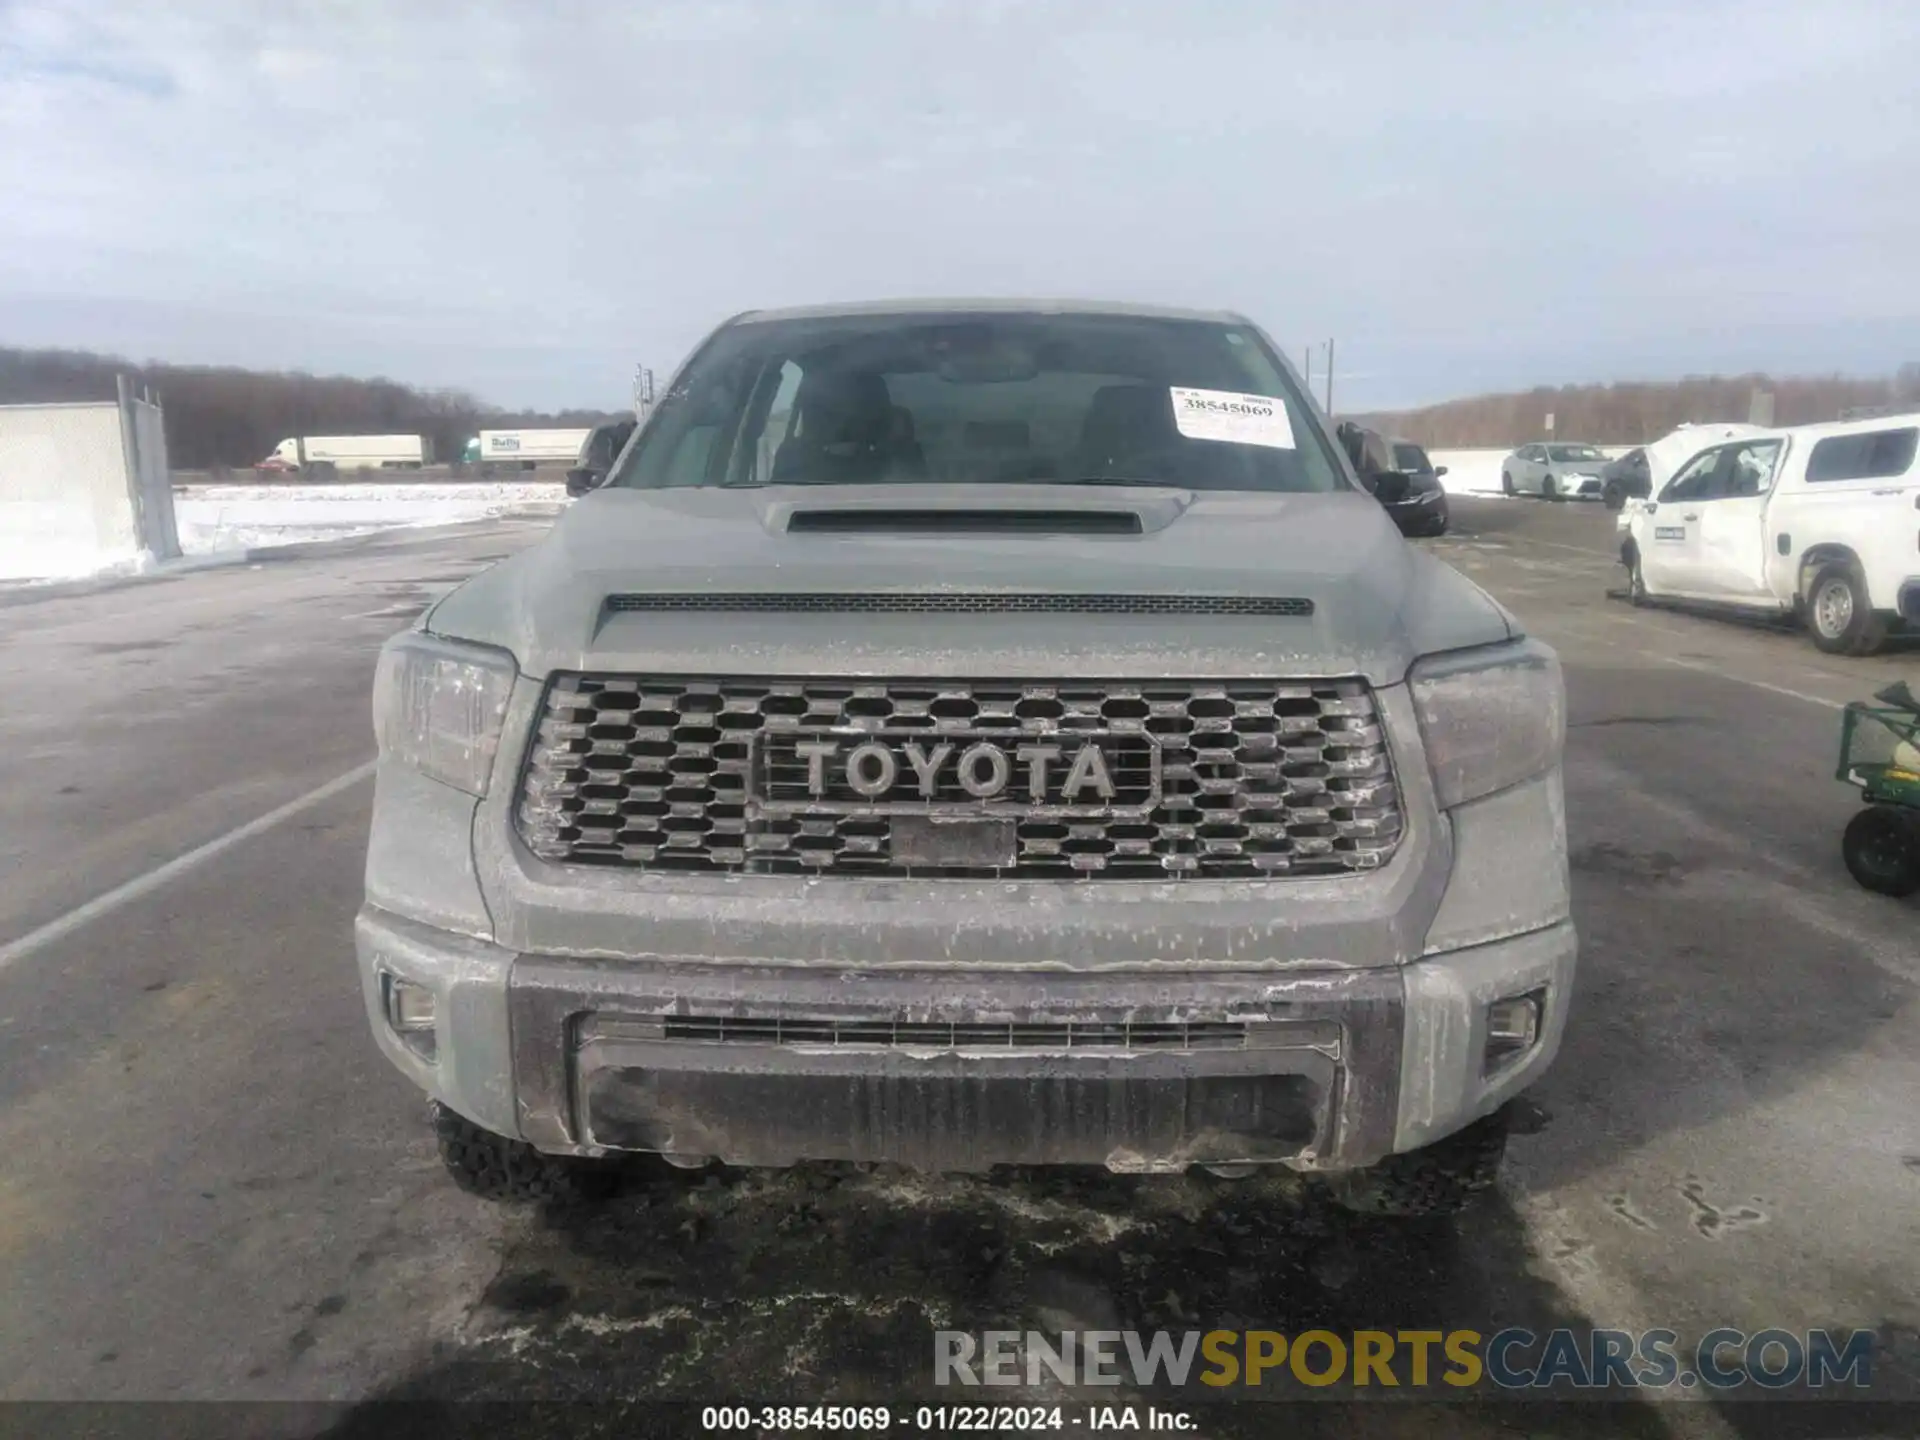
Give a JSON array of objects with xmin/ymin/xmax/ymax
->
[{"xmin": 700, "ymin": 1406, "xmax": 1192, "ymax": 1432}]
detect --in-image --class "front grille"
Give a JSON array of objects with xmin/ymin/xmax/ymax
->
[
  {"xmin": 517, "ymin": 676, "xmax": 1402, "ymax": 879},
  {"xmin": 661, "ymin": 1015, "xmax": 1248, "ymax": 1050},
  {"xmin": 603, "ymin": 593, "xmax": 1314, "ymax": 617}
]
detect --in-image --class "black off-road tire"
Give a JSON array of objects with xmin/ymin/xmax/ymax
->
[
  {"xmin": 1325, "ymin": 1108, "xmax": 1510, "ymax": 1218},
  {"xmin": 1842, "ymin": 806, "xmax": 1920, "ymax": 898},
  {"xmin": 431, "ymin": 1102, "xmax": 621, "ymax": 1205},
  {"xmin": 1806, "ymin": 562, "xmax": 1889, "ymax": 656}
]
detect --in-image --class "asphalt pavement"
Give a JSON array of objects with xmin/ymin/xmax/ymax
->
[{"xmin": 0, "ymin": 499, "xmax": 1916, "ymax": 1438}]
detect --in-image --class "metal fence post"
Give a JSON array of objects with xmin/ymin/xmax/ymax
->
[{"xmin": 113, "ymin": 373, "xmax": 149, "ymax": 552}]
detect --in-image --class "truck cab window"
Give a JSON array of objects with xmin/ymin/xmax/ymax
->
[
  {"xmin": 1661, "ymin": 447, "xmax": 1726, "ymax": 502},
  {"xmin": 1724, "ymin": 440, "xmax": 1783, "ymax": 497}
]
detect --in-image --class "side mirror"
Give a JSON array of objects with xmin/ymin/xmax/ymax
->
[
  {"xmin": 1433, "ymin": 465, "xmax": 1449, "ymax": 478},
  {"xmin": 1370, "ymin": 470, "xmax": 1412, "ymax": 504},
  {"xmin": 565, "ymin": 467, "xmax": 603, "ymax": 497}
]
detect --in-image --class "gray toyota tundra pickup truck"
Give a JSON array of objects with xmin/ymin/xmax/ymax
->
[{"xmin": 359, "ymin": 299, "xmax": 1572, "ymax": 1216}]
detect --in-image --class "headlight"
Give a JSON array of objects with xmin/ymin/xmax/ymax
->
[
  {"xmin": 1409, "ymin": 637, "xmax": 1564, "ymax": 809},
  {"xmin": 371, "ymin": 632, "xmax": 518, "ymax": 797}
]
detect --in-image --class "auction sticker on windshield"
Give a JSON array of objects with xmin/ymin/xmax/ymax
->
[{"xmin": 1169, "ymin": 388, "xmax": 1296, "ymax": 449}]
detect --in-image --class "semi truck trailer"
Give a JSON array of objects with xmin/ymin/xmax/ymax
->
[
  {"xmin": 258, "ymin": 435, "xmax": 431, "ymax": 475},
  {"xmin": 461, "ymin": 429, "xmax": 594, "ymax": 469}
]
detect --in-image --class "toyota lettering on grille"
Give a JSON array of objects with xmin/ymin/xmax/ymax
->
[{"xmin": 753, "ymin": 731, "xmax": 1162, "ymax": 814}]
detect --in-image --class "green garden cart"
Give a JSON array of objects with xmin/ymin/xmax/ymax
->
[{"xmin": 1837, "ymin": 681, "xmax": 1920, "ymax": 897}]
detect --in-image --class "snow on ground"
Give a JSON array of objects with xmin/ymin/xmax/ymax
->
[
  {"xmin": 1429, "ymin": 449, "xmax": 1512, "ymax": 495},
  {"xmin": 2, "ymin": 481, "xmax": 564, "ymax": 587},
  {"xmin": 173, "ymin": 480, "xmax": 564, "ymax": 556},
  {"xmin": 1, "ymin": 548, "xmax": 149, "ymax": 584}
]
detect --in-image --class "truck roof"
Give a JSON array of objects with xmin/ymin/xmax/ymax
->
[
  {"xmin": 1767, "ymin": 410, "xmax": 1920, "ymax": 442},
  {"xmin": 733, "ymin": 297, "xmax": 1251, "ymax": 327}
]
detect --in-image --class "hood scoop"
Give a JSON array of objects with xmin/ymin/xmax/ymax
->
[
  {"xmin": 758, "ymin": 483, "xmax": 1193, "ymax": 537},
  {"xmin": 787, "ymin": 507, "xmax": 1142, "ymax": 536}
]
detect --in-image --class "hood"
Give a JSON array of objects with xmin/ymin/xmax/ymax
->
[{"xmin": 424, "ymin": 483, "xmax": 1514, "ymax": 686}]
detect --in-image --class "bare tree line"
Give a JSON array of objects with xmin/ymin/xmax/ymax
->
[
  {"xmin": 1356, "ymin": 364, "xmax": 1920, "ymax": 448},
  {"xmin": 0, "ymin": 345, "xmax": 626, "ymax": 471},
  {"xmin": 9, "ymin": 342, "xmax": 1918, "ymax": 468}
]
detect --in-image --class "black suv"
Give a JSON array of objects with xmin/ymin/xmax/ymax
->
[
  {"xmin": 566, "ymin": 418, "xmax": 638, "ymax": 496},
  {"xmin": 1336, "ymin": 422, "xmax": 1450, "ymax": 536},
  {"xmin": 1600, "ymin": 448, "xmax": 1651, "ymax": 510}
]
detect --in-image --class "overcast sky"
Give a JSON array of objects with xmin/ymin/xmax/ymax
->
[{"xmin": 2, "ymin": 0, "xmax": 1916, "ymax": 412}]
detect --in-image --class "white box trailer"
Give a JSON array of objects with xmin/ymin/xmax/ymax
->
[
  {"xmin": 466, "ymin": 428, "xmax": 594, "ymax": 468},
  {"xmin": 260, "ymin": 434, "xmax": 431, "ymax": 473}
]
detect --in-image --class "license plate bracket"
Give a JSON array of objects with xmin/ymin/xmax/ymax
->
[{"xmin": 889, "ymin": 814, "xmax": 1017, "ymax": 868}]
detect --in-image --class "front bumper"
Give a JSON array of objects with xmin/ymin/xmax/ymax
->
[
  {"xmin": 360, "ymin": 668, "xmax": 1574, "ymax": 1174},
  {"xmin": 1383, "ymin": 490, "xmax": 1449, "ymax": 533},
  {"xmin": 1898, "ymin": 580, "xmax": 1920, "ymax": 623},
  {"xmin": 356, "ymin": 905, "xmax": 1575, "ymax": 1173}
]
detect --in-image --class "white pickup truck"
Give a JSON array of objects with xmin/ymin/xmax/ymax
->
[{"xmin": 1618, "ymin": 413, "xmax": 1920, "ymax": 654}]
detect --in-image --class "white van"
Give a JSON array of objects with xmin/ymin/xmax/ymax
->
[{"xmin": 1619, "ymin": 413, "xmax": 1920, "ymax": 654}]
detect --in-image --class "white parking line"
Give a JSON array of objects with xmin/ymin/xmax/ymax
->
[
  {"xmin": 344, "ymin": 603, "xmax": 426, "ymax": 620},
  {"xmin": 1545, "ymin": 618, "xmax": 1848, "ymax": 711},
  {"xmin": 1513, "ymin": 537, "xmax": 1617, "ymax": 561},
  {"xmin": 1655, "ymin": 653, "xmax": 1844, "ymax": 710},
  {"xmin": 0, "ymin": 761, "xmax": 377, "ymax": 973}
]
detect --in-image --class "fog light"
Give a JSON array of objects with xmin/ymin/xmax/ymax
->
[
  {"xmin": 384, "ymin": 976, "xmax": 438, "ymax": 1060},
  {"xmin": 386, "ymin": 977, "xmax": 436, "ymax": 1031},
  {"xmin": 1484, "ymin": 991, "xmax": 1543, "ymax": 1071}
]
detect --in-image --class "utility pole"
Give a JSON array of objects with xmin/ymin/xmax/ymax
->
[
  {"xmin": 1325, "ymin": 338, "xmax": 1335, "ymax": 416},
  {"xmin": 1302, "ymin": 347, "xmax": 1312, "ymax": 395},
  {"xmin": 633, "ymin": 365, "xmax": 656, "ymax": 417}
]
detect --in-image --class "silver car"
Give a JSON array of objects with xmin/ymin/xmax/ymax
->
[
  {"xmin": 1501, "ymin": 442, "xmax": 1610, "ymax": 500},
  {"xmin": 360, "ymin": 299, "xmax": 1574, "ymax": 1217}
]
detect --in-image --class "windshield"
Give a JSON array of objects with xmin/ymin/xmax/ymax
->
[
  {"xmin": 607, "ymin": 311, "xmax": 1347, "ymax": 493},
  {"xmin": 1548, "ymin": 444, "xmax": 1604, "ymax": 462},
  {"xmin": 1392, "ymin": 442, "xmax": 1431, "ymax": 471}
]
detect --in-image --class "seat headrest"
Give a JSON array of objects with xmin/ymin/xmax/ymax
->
[{"xmin": 1077, "ymin": 384, "xmax": 1175, "ymax": 471}]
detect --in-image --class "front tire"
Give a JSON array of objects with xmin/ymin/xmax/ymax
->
[
  {"xmin": 1501, "ymin": 471, "xmax": 1516, "ymax": 496},
  {"xmin": 1325, "ymin": 1108, "xmax": 1509, "ymax": 1217},
  {"xmin": 432, "ymin": 1102, "xmax": 620, "ymax": 1205},
  {"xmin": 1806, "ymin": 562, "xmax": 1888, "ymax": 656},
  {"xmin": 1542, "ymin": 474, "xmax": 1561, "ymax": 503},
  {"xmin": 1843, "ymin": 806, "xmax": 1920, "ymax": 897}
]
